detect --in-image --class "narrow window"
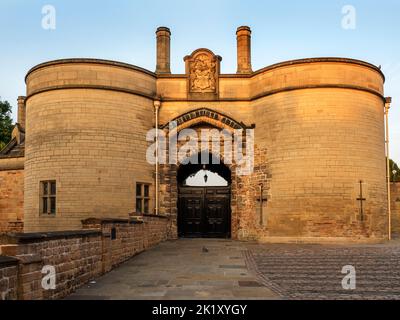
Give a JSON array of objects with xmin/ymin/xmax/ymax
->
[
  {"xmin": 40, "ymin": 181, "xmax": 56, "ymax": 215},
  {"xmin": 136, "ymin": 183, "xmax": 151, "ymax": 214},
  {"xmin": 111, "ymin": 227, "xmax": 117, "ymax": 240}
]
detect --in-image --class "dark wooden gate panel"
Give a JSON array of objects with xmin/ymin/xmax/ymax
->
[
  {"xmin": 178, "ymin": 189, "xmax": 203, "ymax": 237},
  {"xmin": 178, "ymin": 187, "xmax": 231, "ymax": 238}
]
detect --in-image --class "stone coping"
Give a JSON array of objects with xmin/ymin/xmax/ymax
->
[
  {"xmin": 253, "ymin": 57, "xmax": 385, "ymax": 80},
  {"xmin": 0, "ymin": 256, "xmax": 19, "ymax": 268},
  {"xmin": 0, "ymin": 154, "xmax": 24, "ymax": 160},
  {"xmin": 81, "ymin": 214, "xmax": 169, "ymax": 226},
  {"xmin": 219, "ymin": 57, "xmax": 384, "ymax": 80},
  {"xmin": 82, "ymin": 217, "xmax": 143, "ymax": 225},
  {"xmin": 0, "ymin": 157, "xmax": 25, "ymax": 171},
  {"xmin": 142, "ymin": 213, "xmax": 169, "ymax": 219},
  {"xmin": 25, "ymin": 57, "xmax": 384, "ymax": 82},
  {"xmin": 25, "ymin": 58, "xmax": 157, "ymax": 82},
  {"xmin": 4, "ymin": 230, "xmax": 102, "ymax": 244}
]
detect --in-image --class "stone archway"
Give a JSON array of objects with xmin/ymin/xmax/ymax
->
[
  {"xmin": 158, "ymin": 108, "xmax": 248, "ymax": 240},
  {"xmin": 177, "ymin": 152, "xmax": 232, "ymax": 238}
]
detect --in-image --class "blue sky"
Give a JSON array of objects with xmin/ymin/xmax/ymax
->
[{"xmin": 1, "ymin": 0, "xmax": 399, "ymax": 162}]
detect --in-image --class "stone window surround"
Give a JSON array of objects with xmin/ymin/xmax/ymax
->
[
  {"xmin": 39, "ymin": 180, "xmax": 57, "ymax": 215},
  {"xmin": 136, "ymin": 182, "xmax": 151, "ymax": 214}
]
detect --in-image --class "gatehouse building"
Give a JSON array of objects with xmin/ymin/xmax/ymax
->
[{"xmin": 0, "ymin": 26, "xmax": 396, "ymax": 243}]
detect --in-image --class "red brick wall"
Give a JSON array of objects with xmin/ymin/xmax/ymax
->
[{"xmin": 0, "ymin": 170, "xmax": 24, "ymax": 232}]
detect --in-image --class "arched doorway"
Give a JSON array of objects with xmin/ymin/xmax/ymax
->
[{"xmin": 177, "ymin": 152, "xmax": 232, "ymax": 238}]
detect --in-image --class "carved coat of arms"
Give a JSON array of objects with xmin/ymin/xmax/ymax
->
[
  {"xmin": 185, "ymin": 49, "xmax": 221, "ymax": 97},
  {"xmin": 189, "ymin": 54, "xmax": 216, "ymax": 92}
]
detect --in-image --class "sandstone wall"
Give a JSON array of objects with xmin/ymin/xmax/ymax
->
[
  {"xmin": 0, "ymin": 256, "xmax": 18, "ymax": 300},
  {"xmin": 0, "ymin": 215, "xmax": 169, "ymax": 300},
  {"xmin": 21, "ymin": 57, "xmax": 387, "ymax": 242},
  {"xmin": 158, "ymin": 59, "xmax": 387, "ymax": 242},
  {"xmin": 249, "ymin": 60, "xmax": 386, "ymax": 242},
  {"xmin": 24, "ymin": 60, "xmax": 157, "ymax": 232},
  {"xmin": 0, "ymin": 167, "xmax": 24, "ymax": 232},
  {"xmin": 157, "ymin": 59, "xmax": 384, "ymax": 102},
  {"xmin": 252, "ymin": 89, "xmax": 387, "ymax": 242},
  {"xmin": 391, "ymin": 182, "xmax": 400, "ymax": 237}
]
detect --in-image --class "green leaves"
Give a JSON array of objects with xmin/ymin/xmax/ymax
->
[{"xmin": 0, "ymin": 99, "xmax": 14, "ymax": 150}]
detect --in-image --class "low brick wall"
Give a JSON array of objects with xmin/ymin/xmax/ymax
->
[
  {"xmin": 0, "ymin": 214, "xmax": 169, "ymax": 300},
  {"xmin": 391, "ymin": 182, "xmax": 400, "ymax": 237},
  {"xmin": 0, "ymin": 256, "xmax": 18, "ymax": 300},
  {"xmin": 82, "ymin": 214, "xmax": 169, "ymax": 273}
]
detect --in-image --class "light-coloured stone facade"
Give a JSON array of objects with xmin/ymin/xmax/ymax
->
[
  {"xmin": 0, "ymin": 26, "xmax": 393, "ymax": 242},
  {"xmin": 0, "ymin": 162, "xmax": 24, "ymax": 232},
  {"xmin": 391, "ymin": 182, "xmax": 400, "ymax": 237}
]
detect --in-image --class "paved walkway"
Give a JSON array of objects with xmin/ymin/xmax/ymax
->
[
  {"xmin": 67, "ymin": 239, "xmax": 400, "ymax": 300},
  {"xmin": 67, "ymin": 239, "xmax": 278, "ymax": 300}
]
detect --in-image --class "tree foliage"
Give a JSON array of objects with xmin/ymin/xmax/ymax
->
[
  {"xmin": 390, "ymin": 159, "xmax": 400, "ymax": 182},
  {"xmin": 0, "ymin": 99, "xmax": 14, "ymax": 150}
]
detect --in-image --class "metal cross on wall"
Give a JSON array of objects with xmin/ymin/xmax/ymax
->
[
  {"xmin": 257, "ymin": 183, "xmax": 268, "ymax": 225},
  {"xmin": 357, "ymin": 180, "xmax": 366, "ymax": 221}
]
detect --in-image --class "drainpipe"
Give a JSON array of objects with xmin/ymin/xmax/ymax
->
[
  {"xmin": 154, "ymin": 100, "xmax": 161, "ymax": 215},
  {"xmin": 385, "ymin": 97, "xmax": 392, "ymax": 240}
]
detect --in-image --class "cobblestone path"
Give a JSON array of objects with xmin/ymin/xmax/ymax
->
[{"xmin": 247, "ymin": 242, "xmax": 400, "ymax": 300}]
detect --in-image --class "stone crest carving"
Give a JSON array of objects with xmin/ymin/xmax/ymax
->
[
  {"xmin": 185, "ymin": 49, "xmax": 221, "ymax": 98},
  {"xmin": 190, "ymin": 54, "xmax": 216, "ymax": 92}
]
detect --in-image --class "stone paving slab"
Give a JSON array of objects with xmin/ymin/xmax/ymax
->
[
  {"xmin": 66, "ymin": 239, "xmax": 400, "ymax": 300},
  {"xmin": 67, "ymin": 239, "xmax": 278, "ymax": 300}
]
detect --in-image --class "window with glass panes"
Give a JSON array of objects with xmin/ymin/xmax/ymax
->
[
  {"xmin": 136, "ymin": 183, "xmax": 150, "ymax": 214},
  {"xmin": 40, "ymin": 181, "xmax": 56, "ymax": 215}
]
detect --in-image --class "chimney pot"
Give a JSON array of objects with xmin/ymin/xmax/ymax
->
[
  {"xmin": 236, "ymin": 26, "xmax": 252, "ymax": 74},
  {"xmin": 156, "ymin": 27, "xmax": 171, "ymax": 74},
  {"xmin": 17, "ymin": 96, "xmax": 26, "ymax": 130}
]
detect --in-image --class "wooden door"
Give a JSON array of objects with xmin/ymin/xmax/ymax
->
[{"xmin": 178, "ymin": 187, "xmax": 231, "ymax": 238}]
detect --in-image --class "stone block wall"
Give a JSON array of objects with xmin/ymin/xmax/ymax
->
[
  {"xmin": 24, "ymin": 60, "xmax": 156, "ymax": 232},
  {"xmin": 17, "ymin": 54, "xmax": 387, "ymax": 242},
  {"xmin": 0, "ymin": 256, "xmax": 18, "ymax": 300},
  {"xmin": 0, "ymin": 214, "xmax": 169, "ymax": 300},
  {"xmin": 157, "ymin": 59, "xmax": 387, "ymax": 242},
  {"xmin": 391, "ymin": 182, "xmax": 400, "ymax": 237},
  {"xmin": 82, "ymin": 214, "xmax": 169, "ymax": 273},
  {"xmin": 252, "ymin": 89, "xmax": 387, "ymax": 242},
  {"xmin": 0, "ymin": 169, "xmax": 24, "ymax": 232}
]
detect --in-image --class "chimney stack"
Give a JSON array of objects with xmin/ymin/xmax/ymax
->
[
  {"xmin": 236, "ymin": 26, "xmax": 252, "ymax": 74},
  {"xmin": 156, "ymin": 27, "xmax": 171, "ymax": 74},
  {"xmin": 17, "ymin": 96, "xmax": 26, "ymax": 130}
]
